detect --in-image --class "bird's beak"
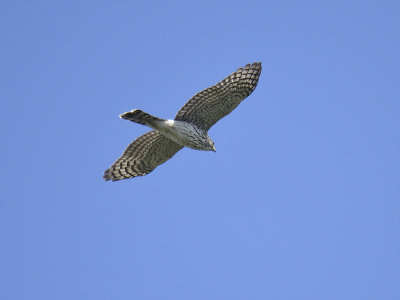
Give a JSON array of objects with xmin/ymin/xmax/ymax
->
[{"xmin": 212, "ymin": 146, "xmax": 216, "ymax": 152}]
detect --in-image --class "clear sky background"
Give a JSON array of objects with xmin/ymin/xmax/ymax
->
[{"xmin": 1, "ymin": 1, "xmax": 399, "ymax": 299}]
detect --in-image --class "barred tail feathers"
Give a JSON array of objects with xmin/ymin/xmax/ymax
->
[{"xmin": 120, "ymin": 109, "xmax": 165, "ymax": 127}]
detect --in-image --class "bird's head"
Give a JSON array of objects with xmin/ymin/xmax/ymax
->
[{"xmin": 206, "ymin": 136, "xmax": 216, "ymax": 152}]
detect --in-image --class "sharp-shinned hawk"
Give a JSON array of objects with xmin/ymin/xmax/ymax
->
[{"xmin": 104, "ymin": 62, "xmax": 262, "ymax": 181}]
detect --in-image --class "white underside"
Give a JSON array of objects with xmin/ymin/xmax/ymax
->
[{"xmin": 148, "ymin": 119, "xmax": 207, "ymax": 149}]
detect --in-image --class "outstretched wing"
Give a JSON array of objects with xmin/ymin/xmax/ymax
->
[
  {"xmin": 104, "ymin": 131, "xmax": 183, "ymax": 181},
  {"xmin": 174, "ymin": 62, "xmax": 262, "ymax": 131}
]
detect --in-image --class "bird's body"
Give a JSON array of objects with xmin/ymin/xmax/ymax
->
[
  {"xmin": 104, "ymin": 62, "xmax": 262, "ymax": 181},
  {"xmin": 121, "ymin": 109, "xmax": 214, "ymax": 151},
  {"xmin": 157, "ymin": 120, "xmax": 214, "ymax": 151}
]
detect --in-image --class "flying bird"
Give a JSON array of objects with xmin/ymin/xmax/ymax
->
[{"xmin": 104, "ymin": 62, "xmax": 262, "ymax": 181}]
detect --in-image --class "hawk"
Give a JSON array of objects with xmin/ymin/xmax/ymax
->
[{"xmin": 104, "ymin": 62, "xmax": 262, "ymax": 181}]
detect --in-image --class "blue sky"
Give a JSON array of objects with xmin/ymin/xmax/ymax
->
[{"xmin": 1, "ymin": 1, "xmax": 399, "ymax": 299}]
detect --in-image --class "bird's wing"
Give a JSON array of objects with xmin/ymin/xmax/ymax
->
[
  {"xmin": 174, "ymin": 62, "xmax": 262, "ymax": 131},
  {"xmin": 104, "ymin": 131, "xmax": 183, "ymax": 181}
]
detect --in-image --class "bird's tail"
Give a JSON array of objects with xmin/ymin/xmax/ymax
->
[{"xmin": 120, "ymin": 109, "xmax": 165, "ymax": 127}]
